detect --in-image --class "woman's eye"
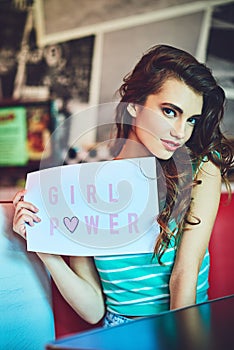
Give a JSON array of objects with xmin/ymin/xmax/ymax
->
[
  {"xmin": 162, "ymin": 108, "xmax": 176, "ymax": 117},
  {"xmin": 187, "ymin": 117, "xmax": 198, "ymax": 126}
]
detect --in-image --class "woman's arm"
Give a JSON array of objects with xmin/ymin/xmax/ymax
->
[
  {"xmin": 12, "ymin": 190, "xmax": 105, "ymax": 324},
  {"xmin": 38, "ymin": 253, "xmax": 105, "ymax": 324},
  {"xmin": 169, "ymin": 160, "xmax": 221, "ymax": 310}
]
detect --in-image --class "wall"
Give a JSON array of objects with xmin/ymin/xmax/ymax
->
[
  {"xmin": 34, "ymin": 0, "xmax": 234, "ymax": 143},
  {"xmin": 1, "ymin": 0, "xmax": 233, "ymax": 156}
]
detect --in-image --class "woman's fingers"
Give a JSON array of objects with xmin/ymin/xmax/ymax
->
[
  {"xmin": 13, "ymin": 189, "xmax": 27, "ymax": 207},
  {"xmin": 12, "ymin": 190, "xmax": 41, "ymax": 239},
  {"xmin": 15, "ymin": 199, "xmax": 39, "ymax": 214},
  {"xmin": 14, "ymin": 206, "xmax": 41, "ymax": 225},
  {"xmin": 13, "ymin": 215, "xmax": 28, "ymax": 239},
  {"xmin": 13, "ymin": 208, "xmax": 41, "ymax": 239}
]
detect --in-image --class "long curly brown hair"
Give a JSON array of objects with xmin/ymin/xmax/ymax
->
[{"xmin": 111, "ymin": 44, "xmax": 233, "ymax": 263}]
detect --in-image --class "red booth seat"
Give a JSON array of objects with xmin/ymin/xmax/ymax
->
[{"xmin": 208, "ymin": 191, "xmax": 234, "ymax": 299}]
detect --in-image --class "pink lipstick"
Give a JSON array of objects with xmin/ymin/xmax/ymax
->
[{"xmin": 161, "ymin": 139, "xmax": 181, "ymax": 152}]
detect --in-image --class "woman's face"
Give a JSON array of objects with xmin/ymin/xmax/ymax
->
[{"xmin": 132, "ymin": 78, "xmax": 203, "ymax": 160}]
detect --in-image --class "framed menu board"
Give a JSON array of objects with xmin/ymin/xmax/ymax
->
[{"xmin": 0, "ymin": 100, "xmax": 60, "ymax": 186}]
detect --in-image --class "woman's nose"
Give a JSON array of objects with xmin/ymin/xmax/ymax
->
[{"xmin": 170, "ymin": 121, "xmax": 185, "ymax": 140}]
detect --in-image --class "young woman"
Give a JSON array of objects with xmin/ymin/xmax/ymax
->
[{"xmin": 13, "ymin": 45, "xmax": 233, "ymax": 327}]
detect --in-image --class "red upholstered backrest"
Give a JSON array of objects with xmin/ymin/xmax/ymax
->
[{"xmin": 208, "ymin": 192, "xmax": 234, "ymax": 299}]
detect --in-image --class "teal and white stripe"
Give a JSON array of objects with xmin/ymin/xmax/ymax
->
[{"xmin": 94, "ymin": 247, "xmax": 209, "ymax": 316}]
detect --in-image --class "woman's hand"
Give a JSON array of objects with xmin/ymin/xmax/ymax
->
[
  {"xmin": 12, "ymin": 189, "xmax": 41, "ymax": 239},
  {"xmin": 12, "ymin": 190, "xmax": 105, "ymax": 324}
]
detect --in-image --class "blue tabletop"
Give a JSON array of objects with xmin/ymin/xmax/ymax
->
[{"xmin": 46, "ymin": 294, "xmax": 234, "ymax": 350}]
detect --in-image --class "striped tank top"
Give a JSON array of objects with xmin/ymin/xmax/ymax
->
[{"xmin": 94, "ymin": 244, "xmax": 209, "ymax": 316}]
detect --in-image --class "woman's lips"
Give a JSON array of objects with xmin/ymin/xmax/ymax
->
[{"xmin": 160, "ymin": 139, "xmax": 181, "ymax": 152}]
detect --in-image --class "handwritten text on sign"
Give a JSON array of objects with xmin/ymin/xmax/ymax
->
[{"xmin": 26, "ymin": 157, "xmax": 159, "ymax": 255}]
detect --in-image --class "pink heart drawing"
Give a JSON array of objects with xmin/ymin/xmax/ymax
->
[{"xmin": 63, "ymin": 216, "xmax": 79, "ymax": 233}]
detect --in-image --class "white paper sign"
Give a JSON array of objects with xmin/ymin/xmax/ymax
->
[{"xmin": 25, "ymin": 157, "xmax": 160, "ymax": 255}]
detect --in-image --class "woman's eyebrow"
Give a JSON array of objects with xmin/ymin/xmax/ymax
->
[
  {"xmin": 162, "ymin": 103, "xmax": 183, "ymax": 114},
  {"xmin": 162, "ymin": 103, "xmax": 202, "ymax": 118}
]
